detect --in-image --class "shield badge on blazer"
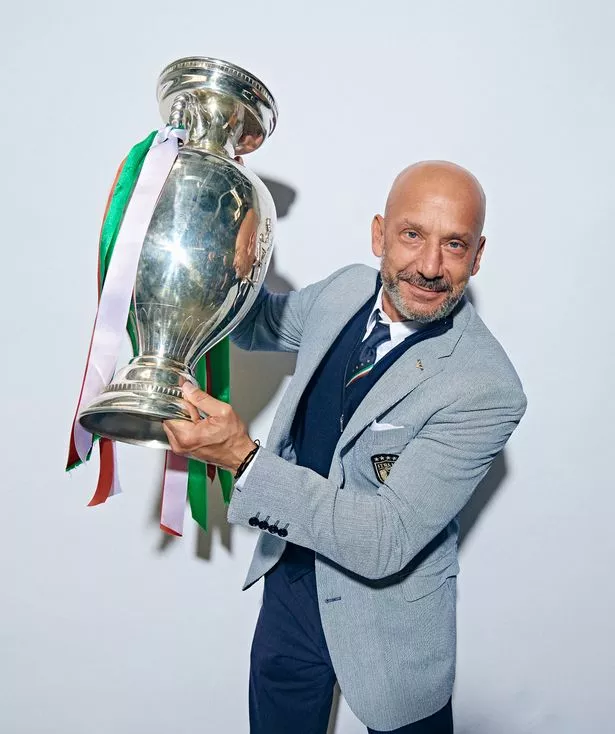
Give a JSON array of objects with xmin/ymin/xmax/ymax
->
[{"xmin": 371, "ymin": 454, "xmax": 399, "ymax": 483}]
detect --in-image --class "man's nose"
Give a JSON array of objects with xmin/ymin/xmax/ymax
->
[{"xmin": 416, "ymin": 242, "xmax": 444, "ymax": 280}]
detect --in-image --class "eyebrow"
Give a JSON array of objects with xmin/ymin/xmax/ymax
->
[
  {"xmin": 445, "ymin": 231, "xmax": 474, "ymax": 242},
  {"xmin": 399, "ymin": 219, "xmax": 474, "ymax": 242}
]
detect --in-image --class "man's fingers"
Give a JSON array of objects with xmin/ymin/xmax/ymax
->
[
  {"xmin": 181, "ymin": 383, "xmax": 228, "ymax": 416},
  {"xmin": 163, "ymin": 418, "xmax": 197, "ymax": 451},
  {"xmin": 181, "ymin": 398, "xmax": 201, "ymax": 423},
  {"xmin": 162, "ymin": 422, "xmax": 182, "ymax": 453}
]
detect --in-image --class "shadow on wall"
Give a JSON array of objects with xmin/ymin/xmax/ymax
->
[{"xmin": 153, "ymin": 176, "xmax": 299, "ymax": 559}]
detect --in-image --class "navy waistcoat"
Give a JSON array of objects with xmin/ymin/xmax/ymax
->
[{"xmin": 282, "ymin": 281, "xmax": 453, "ymax": 577}]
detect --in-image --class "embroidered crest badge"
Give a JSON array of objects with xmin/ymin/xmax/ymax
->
[{"xmin": 371, "ymin": 454, "xmax": 399, "ymax": 483}]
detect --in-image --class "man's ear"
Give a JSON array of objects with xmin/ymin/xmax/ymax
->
[
  {"xmin": 471, "ymin": 236, "xmax": 486, "ymax": 276},
  {"xmin": 371, "ymin": 215, "xmax": 385, "ymax": 257}
]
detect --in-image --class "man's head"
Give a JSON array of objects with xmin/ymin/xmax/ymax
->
[{"xmin": 371, "ymin": 160, "xmax": 486, "ymax": 323}]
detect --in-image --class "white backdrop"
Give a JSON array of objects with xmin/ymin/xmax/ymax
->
[{"xmin": 1, "ymin": 1, "xmax": 613, "ymax": 732}]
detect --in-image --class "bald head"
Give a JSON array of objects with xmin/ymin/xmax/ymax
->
[
  {"xmin": 372, "ymin": 160, "xmax": 487, "ymax": 323},
  {"xmin": 385, "ymin": 160, "xmax": 486, "ymax": 237}
]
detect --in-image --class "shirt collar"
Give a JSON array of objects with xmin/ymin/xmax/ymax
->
[{"xmin": 366, "ymin": 287, "xmax": 422, "ymax": 341}]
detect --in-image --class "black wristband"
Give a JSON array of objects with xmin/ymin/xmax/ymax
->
[{"xmin": 234, "ymin": 440, "xmax": 261, "ymax": 480}]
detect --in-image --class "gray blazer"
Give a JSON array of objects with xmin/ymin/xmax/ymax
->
[{"xmin": 228, "ymin": 264, "xmax": 527, "ymax": 730}]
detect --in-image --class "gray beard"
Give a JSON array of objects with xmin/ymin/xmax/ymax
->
[{"xmin": 381, "ymin": 272, "xmax": 466, "ymax": 324}]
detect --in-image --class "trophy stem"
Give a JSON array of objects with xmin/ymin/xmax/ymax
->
[
  {"xmin": 78, "ymin": 356, "xmax": 197, "ymax": 449},
  {"xmin": 168, "ymin": 90, "xmax": 245, "ymax": 157}
]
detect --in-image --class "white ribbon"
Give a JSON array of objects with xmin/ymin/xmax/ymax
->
[
  {"xmin": 73, "ymin": 127, "xmax": 186, "ymax": 462},
  {"xmin": 160, "ymin": 452, "xmax": 190, "ymax": 535}
]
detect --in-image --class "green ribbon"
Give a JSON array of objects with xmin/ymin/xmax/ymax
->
[
  {"xmin": 206, "ymin": 338, "xmax": 234, "ymax": 504},
  {"xmin": 95, "ymin": 131, "xmax": 232, "ymax": 531},
  {"xmin": 99, "ymin": 130, "xmax": 156, "ymax": 353}
]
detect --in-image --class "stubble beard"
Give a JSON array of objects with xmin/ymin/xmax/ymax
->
[{"xmin": 380, "ymin": 263, "xmax": 468, "ymax": 324}]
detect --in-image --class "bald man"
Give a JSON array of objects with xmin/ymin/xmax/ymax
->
[{"xmin": 164, "ymin": 161, "xmax": 527, "ymax": 733}]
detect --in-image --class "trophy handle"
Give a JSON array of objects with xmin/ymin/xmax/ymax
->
[
  {"xmin": 167, "ymin": 90, "xmax": 246, "ymax": 158},
  {"xmin": 169, "ymin": 92, "xmax": 189, "ymax": 130}
]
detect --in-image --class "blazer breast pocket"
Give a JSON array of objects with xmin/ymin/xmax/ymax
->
[{"xmin": 365, "ymin": 423, "xmax": 414, "ymax": 449}]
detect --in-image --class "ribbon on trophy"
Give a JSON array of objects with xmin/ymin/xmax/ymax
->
[{"xmin": 66, "ymin": 128, "xmax": 233, "ymax": 535}]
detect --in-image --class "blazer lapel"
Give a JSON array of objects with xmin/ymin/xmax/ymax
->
[{"xmin": 338, "ymin": 298, "xmax": 473, "ymax": 451}]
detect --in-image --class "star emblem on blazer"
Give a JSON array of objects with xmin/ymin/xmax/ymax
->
[{"xmin": 371, "ymin": 454, "xmax": 399, "ymax": 483}]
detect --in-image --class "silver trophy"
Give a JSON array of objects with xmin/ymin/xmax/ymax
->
[{"xmin": 78, "ymin": 57, "xmax": 277, "ymax": 448}]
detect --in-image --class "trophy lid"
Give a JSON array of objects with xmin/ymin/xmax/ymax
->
[{"xmin": 157, "ymin": 56, "xmax": 278, "ymax": 155}]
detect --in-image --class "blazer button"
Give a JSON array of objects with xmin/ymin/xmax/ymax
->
[
  {"xmin": 268, "ymin": 522, "xmax": 279, "ymax": 534},
  {"xmin": 248, "ymin": 516, "xmax": 260, "ymax": 527},
  {"xmin": 278, "ymin": 528, "xmax": 288, "ymax": 538},
  {"xmin": 259, "ymin": 515, "xmax": 271, "ymax": 531}
]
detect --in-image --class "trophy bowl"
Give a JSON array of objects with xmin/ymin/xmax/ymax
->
[{"xmin": 78, "ymin": 57, "xmax": 277, "ymax": 449}]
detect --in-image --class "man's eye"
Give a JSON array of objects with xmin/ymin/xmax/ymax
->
[
  {"xmin": 403, "ymin": 230, "xmax": 418, "ymax": 239},
  {"xmin": 447, "ymin": 241, "xmax": 464, "ymax": 250}
]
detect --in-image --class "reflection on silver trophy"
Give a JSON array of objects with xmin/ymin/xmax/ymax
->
[{"xmin": 78, "ymin": 57, "xmax": 277, "ymax": 448}]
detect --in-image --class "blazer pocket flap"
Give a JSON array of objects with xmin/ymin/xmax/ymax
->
[
  {"xmin": 361, "ymin": 425, "xmax": 415, "ymax": 450},
  {"xmin": 399, "ymin": 551, "xmax": 459, "ymax": 602}
]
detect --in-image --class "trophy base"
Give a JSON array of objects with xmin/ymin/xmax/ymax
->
[{"xmin": 78, "ymin": 357, "xmax": 198, "ymax": 449}]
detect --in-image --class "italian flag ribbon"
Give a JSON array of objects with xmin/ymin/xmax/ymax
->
[{"xmin": 66, "ymin": 129, "xmax": 233, "ymax": 535}]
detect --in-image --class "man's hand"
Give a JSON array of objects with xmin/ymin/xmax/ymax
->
[{"xmin": 162, "ymin": 384, "xmax": 256, "ymax": 473}]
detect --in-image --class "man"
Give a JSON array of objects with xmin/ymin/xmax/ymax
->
[{"xmin": 164, "ymin": 161, "xmax": 527, "ymax": 733}]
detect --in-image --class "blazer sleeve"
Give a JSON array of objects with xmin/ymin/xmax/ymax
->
[
  {"xmin": 230, "ymin": 265, "xmax": 358, "ymax": 353},
  {"xmin": 227, "ymin": 381, "xmax": 527, "ymax": 580}
]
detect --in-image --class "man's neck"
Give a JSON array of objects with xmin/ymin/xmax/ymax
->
[{"xmin": 380, "ymin": 287, "xmax": 408, "ymax": 323}]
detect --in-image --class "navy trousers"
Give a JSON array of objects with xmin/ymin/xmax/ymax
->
[{"xmin": 249, "ymin": 555, "xmax": 453, "ymax": 734}]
